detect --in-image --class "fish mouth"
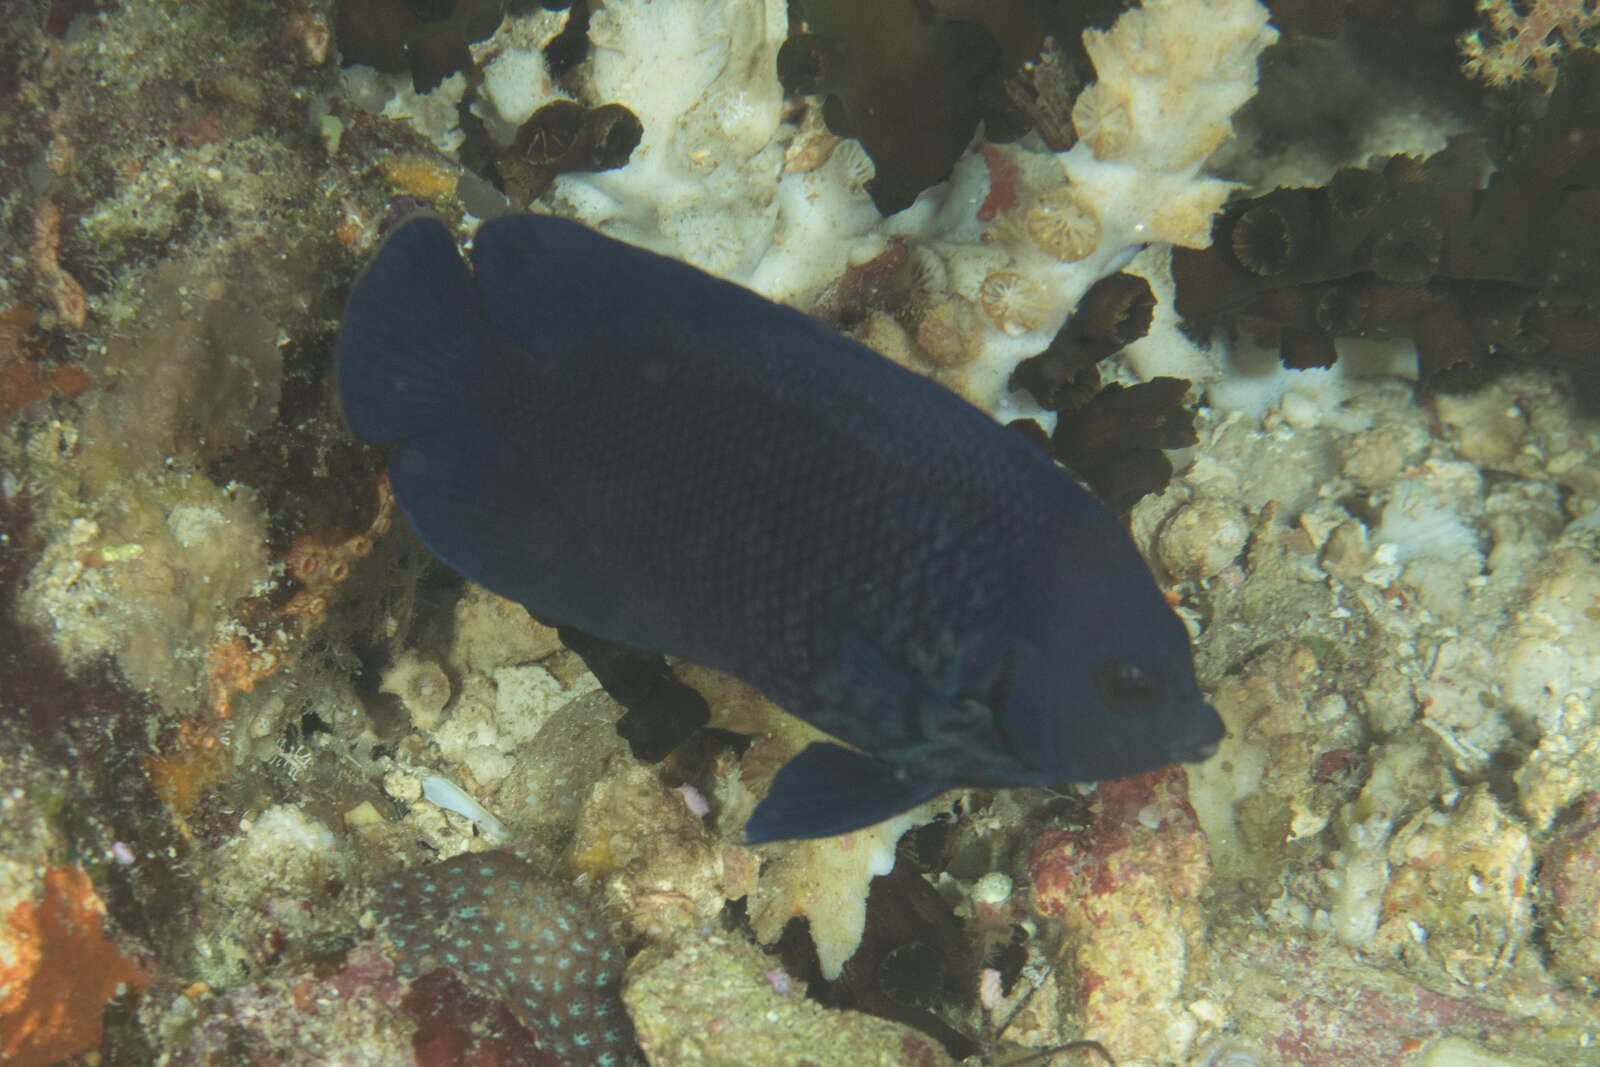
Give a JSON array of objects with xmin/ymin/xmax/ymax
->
[
  {"xmin": 1173, "ymin": 738, "xmax": 1220, "ymax": 762},
  {"xmin": 1168, "ymin": 703, "xmax": 1225, "ymax": 763}
]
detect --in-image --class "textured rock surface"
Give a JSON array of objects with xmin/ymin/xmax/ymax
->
[
  {"xmin": 1028, "ymin": 766, "xmax": 1213, "ymax": 1061},
  {"xmin": 623, "ymin": 930, "xmax": 958, "ymax": 1067}
]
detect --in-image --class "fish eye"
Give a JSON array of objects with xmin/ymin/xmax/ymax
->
[{"xmin": 1094, "ymin": 661, "xmax": 1163, "ymax": 714}]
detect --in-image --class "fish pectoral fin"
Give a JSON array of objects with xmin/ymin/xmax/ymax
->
[{"xmin": 742, "ymin": 743, "xmax": 949, "ymax": 844}]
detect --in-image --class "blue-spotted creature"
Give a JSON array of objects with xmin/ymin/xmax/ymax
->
[{"xmin": 372, "ymin": 851, "xmax": 643, "ymax": 1067}]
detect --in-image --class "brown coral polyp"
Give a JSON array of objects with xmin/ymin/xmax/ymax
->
[
  {"xmin": 1371, "ymin": 215, "xmax": 1443, "ymax": 283},
  {"xmin": 1313, "ymin": 283, "xmax": 1372, "ymax": 335},
  {"xmin": 1327, "ymin": 165, "xmax": 1385, "ymax": 221},
  {"xmin": 1230, "ymin": 199, "xmax": 1305, "ymax": 277}
]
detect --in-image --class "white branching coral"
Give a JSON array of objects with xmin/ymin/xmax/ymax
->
[
  {"xmin": 1075, "ymin": 0, "xmax": 1275, "ymax": 171},
  {"xmin": 471, "ymin": 0, "xmax": 1276, "ymax": 421},
  {"xmin": 1059, "ymin": 0, "xmax": 1277, "ymax": 250},
  {"xmin": 931, "ymin": 0, "xmax": 1278, "ymax": 415},
  {"xmin": 555, "ymin": 0, "xmax": 789, "ymax": 277},
  {"xmin": 1026, "ymin": 184, "xmax": 1102, "ymax": 262},
  {"xmin": 1460, "ymin": 0, "xmax": 1599, "ymax": 89}
]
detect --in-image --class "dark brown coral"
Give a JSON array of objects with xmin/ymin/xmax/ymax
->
[
  {"xmin": 335, "ymin": 0, "xmax": 506, "ymax": 92},
  {"xmin": 1002, "ymin": 272, "xmax": 1194, "ymax": 513},
  {"xmin": 780, "ymin": 0, "xmax": 1124, "ymax": 214},
  {"xmin": 1174, "ymin": 49, "xmax": 1600, "ymax": 394},
  {"xmin": 773, "ymin": 857, "xmax": 978, "ymax": 1060},
  {"xmin": 1009, "ymin": 272, "xmax": 1155, "ymax": 410},
  {"xmin": 498, "ymin": 100, "xmax": 643, "ymax": 204},
  {"xmin": 1049, "ymin": 378, "xmax": 1199, "ymax": 516}
]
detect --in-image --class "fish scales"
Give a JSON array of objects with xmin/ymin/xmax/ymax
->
[{"xmin": 338, "ymin": 214, "xmax": 1223, "ymax": 842}]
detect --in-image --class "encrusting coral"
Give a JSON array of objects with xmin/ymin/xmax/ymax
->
[
  {"xmin": 1372, "ymin": 785, "xmax": 1534, "ymax": 987},
  {"xmin": 0, "ymin": 303, "xmax": 89, "ymax": 415},
  {"xmin": 625, "ymin": 929, "xmax": 960, "ymax": 1067},
  {"xmin": 1029, "ymin": 767, "xmax": 1213, "ymax": 1062},
  {"xmin": 1541, "ymin": 792, "xmax": 1600, "ymax": 994}
]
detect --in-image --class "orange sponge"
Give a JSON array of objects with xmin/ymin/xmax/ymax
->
[{"xmin": 0, "ymin": 865, "xmax": 148, "ymax": 1067}]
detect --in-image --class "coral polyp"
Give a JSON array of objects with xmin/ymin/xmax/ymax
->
[
  {"xmin": 1371, "ymin": 214, "xmax": 1444, "ymax": 283},
  {"xmin": 979, "ymin": 269, "xmax": 1051, "ymax": 336},
  {"xmin": 1026, "ymin": 184, "xmax": 1102, "ymax": 262},
  {"xmin": 1228, "ymin": 199, "xmax": 1303, "ymax": 277},
  {"xmin": 1071, "ymin": 83, "xmax": 1135, "ymax": 159}
]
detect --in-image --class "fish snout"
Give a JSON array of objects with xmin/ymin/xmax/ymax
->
[
  {"xmin": 1174, "ymin": 737, "xmax": 1220, "ymax": 762},
  {"xmin": 1168, "ymin": 704, "xmax": 1225, "ymax": 764}
]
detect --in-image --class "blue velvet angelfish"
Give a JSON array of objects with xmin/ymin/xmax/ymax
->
[{"xmin": 337, "ymin": 214, "xmax": 1223, "ymax": 843}]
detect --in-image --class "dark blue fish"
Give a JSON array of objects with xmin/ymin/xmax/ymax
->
[{"xmin": 337, "ymin": 214, "xmax": 1223, "ymax": 843}]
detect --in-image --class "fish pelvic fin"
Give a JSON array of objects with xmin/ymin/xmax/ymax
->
[{"xmin": 742, "ymin": 742, "xmax": 951, "ymax": 843}]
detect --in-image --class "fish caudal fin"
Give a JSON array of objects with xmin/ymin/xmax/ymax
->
[
  {"xmin": 336, "ymin": 216, "xmax": 498, "ymax": 445},
  {"xmin": 743, "ymin": 743, "xmax": 950, "ymax": 843}
]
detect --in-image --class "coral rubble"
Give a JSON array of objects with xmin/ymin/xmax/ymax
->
[
  {"xmin": 1029, "ymin": 767, "xmax": 1213, "ymax": 1061},
  {"xmin": 624, "ymin": 929, "xmax": 959, "ymax": 1067}
]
